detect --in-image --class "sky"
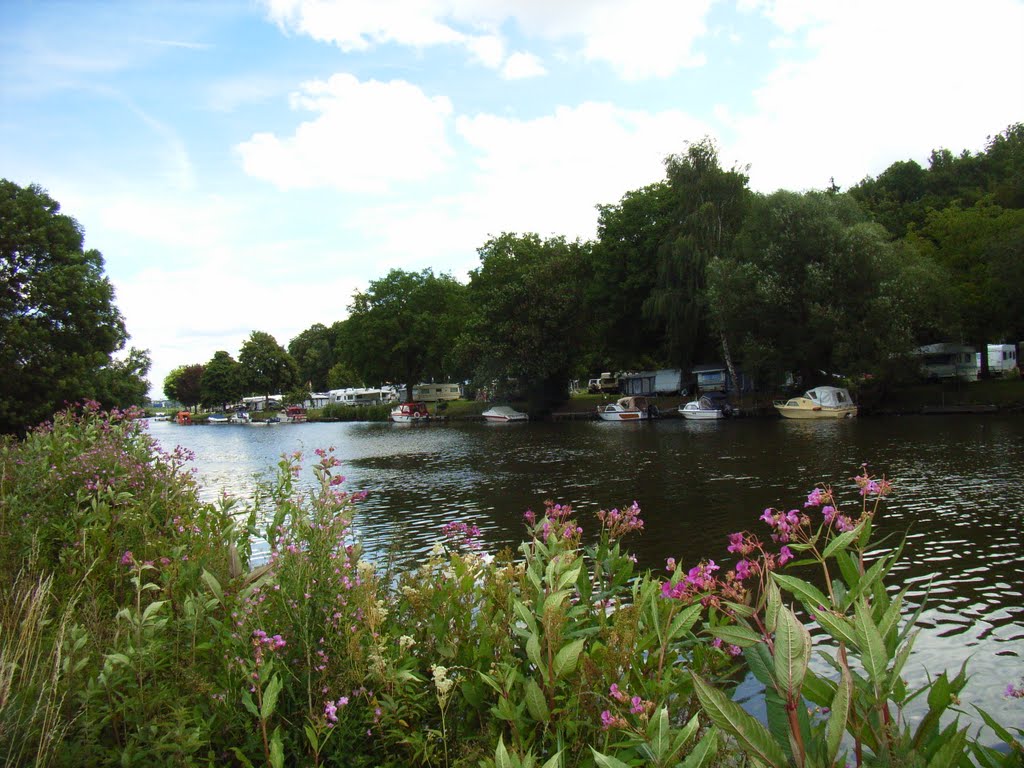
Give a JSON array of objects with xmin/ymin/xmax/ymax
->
[{"xmin": 2, "ymin": 0, "xmax": 1022, "ymax": 400}]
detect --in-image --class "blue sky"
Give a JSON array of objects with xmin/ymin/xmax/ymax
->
[{"xmin": 2, "ymin": 0, "xmax": 1022, "ymax": 398}]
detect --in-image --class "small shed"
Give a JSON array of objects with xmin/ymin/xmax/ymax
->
[{"xmin": 691, "ymin": 363, "xmax": 752, "ymax": 394}]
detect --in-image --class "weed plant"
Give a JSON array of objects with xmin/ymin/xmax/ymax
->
[{"xmin": 0, "ymin": 403, "xmax": 1020, "ymax": 767}]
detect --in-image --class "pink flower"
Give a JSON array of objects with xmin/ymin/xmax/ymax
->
[{"xmin": 779, "ymin": 546, "xmax": 794, "ymax": 565}]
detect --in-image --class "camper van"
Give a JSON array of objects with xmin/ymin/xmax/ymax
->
[
  {"xmin": 412, "ymin": 383, "xmax": 462, "ymax": 402},
  {"xmin": 916, "ymin": 343, "xmax": 979, "ymax": 381},
  {"xmin": 982, "ymin": 344, "xmax": 1018, "ymax": 376}
]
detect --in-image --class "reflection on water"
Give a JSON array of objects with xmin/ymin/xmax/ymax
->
[{"xmin": 147, "ymin": 415, "xmax": 1024, "ymax": 735}]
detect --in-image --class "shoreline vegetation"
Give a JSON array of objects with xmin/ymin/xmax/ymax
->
[
  {"xmin": 1, "ymin": 403, "xmax": 1021, "ymax": 766},
  {"xmin": 160, "ymin": 377, "xmax": 1024, "ymax": 424}
]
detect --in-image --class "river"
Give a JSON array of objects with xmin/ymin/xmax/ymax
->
[{"xmin": 145, "ymin": 414, "xmax": 1024, "ymax": 736}]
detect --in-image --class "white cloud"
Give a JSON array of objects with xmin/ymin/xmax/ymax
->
[
  {"xmin": 260, "ymin": 0, "xmax": 715, "ymax": 79},
  {"xmin": 236, "ymin": 73, "xmax": 455, "ymax": 192},
  {"xmin": 264, "ymin": 0, "xmax": 472, "ymax": 51},
  {"xmin": 728, "ymin": 0, "xmax": 1024, "ymax": 193},
  {"xmin": 576, "ymin": 0, "xmax": 712, "ymax": 79},
  {"xmin": 455, "ymin": 102, "xmax": 704, "ymax": 238},
  {"xmin": 502, "ymin": 52, "xmax": 546, "ymax": 80}
]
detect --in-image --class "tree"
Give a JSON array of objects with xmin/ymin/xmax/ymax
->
[
  {"xmin": 288, "ymin": 323, "xmax": 335, "ymax": 391},
  {"xmin": 200, "ymin": 351, "xmax": 243, "ymax": 410},
  {"xmin": 94, "ymin": 347, "xmax": 152, "ymax": 408},
  {"xmin": 587, "ymin": 182, "xmax": 674, "ymax": 370},
  {"xmin": 1, "ymin": 179, "xmax": 129, "ymax": 433},
  {"xmin": 458, "ymin": 233, "xmax": 591, "ymax": 413},
  {"xmin": 164, "ymin": 364, "xmax": 204, "ymax": 410},
  {"xmin": 643, "ymin": 139, "xmax": 750, "ymax": 375},
  {"xmin": 342, "ymin": 269, "xmax": 468, "ymax": 402},
  {"xmin": 707, "ymin": 190, "xmax": 921, "ymax": 386},
  {"xmin": 917, "ymin": 201, "xmax": 1024, "ymax": 375},
  {"xmin": 238, "ymin": 331, "xmax": 299, "ymax": 401}
]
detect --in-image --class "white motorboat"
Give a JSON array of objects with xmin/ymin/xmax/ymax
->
[
  {"xmin": 678, "ymin": 394, "xmax": 731, "ymax": 421},
  {"xmin": 596, "ymin": 396, "xmax": 657, "ymax": 422},
  {"xmin": 481, "ymin": 405, "xmax": 528, "ymax": 422}
]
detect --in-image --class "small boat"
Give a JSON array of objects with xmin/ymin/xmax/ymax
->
[
  {"xmin": 175, "ymin": 411, "xmax": 192, "ymax": 425},
  {"xmin": 229, "ymin": 409, "xmax": 251, "ymax": 424},
  {"xmin": 596, "ymin": 396, "xmax": 658, "ymax": 422},
  {"xmin": 390, "ymin": 401, "xmax": 431, "ymax": 423},
  {"xmin": 679, "ymin": 394, "xmax": 731, "ymax": 420},
  {"xmin": 481, "ymin": 405, "xmax": 528, "ymax": 422},
  {"xmin": 207, "ymin": 413, "xmax": 230, "ymax": 424},
  {"xmin": 774, "ymin": 386, "xmax": 857, "ymax": 419}
]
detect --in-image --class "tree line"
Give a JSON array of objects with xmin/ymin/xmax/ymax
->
[
  {"xmin": 169, "ymin": 125, "xmax": 1023, "ymax": 413},
  {"xmin": 3, "ymin": 124, "xmax": 1021, "ymax": 432}
]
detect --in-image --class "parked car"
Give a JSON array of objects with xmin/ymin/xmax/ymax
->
[{"xmin": 587, "ymin": 373, "xmax": 619, "ymax": 394}]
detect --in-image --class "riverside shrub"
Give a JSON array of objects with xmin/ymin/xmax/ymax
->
[{"xmin": 0, "ymin": 405, "xmax": 1019, "ymax": 766}]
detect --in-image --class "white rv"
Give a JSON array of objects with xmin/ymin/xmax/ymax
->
[
  {"xmin": 412, "ymin": 383, "xmax": 462, "ymax": 402},
  {"xmin": 916, "ymin": 343, "xmax": 979, "ymax": 381},
  {"xmin": 981, "ymin": 344, "xmax": 1018, "ymax": 375}
]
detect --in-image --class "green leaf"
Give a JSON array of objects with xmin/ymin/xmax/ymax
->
[
  {"xmin": 201, "ymin": 569, "xmax": 224, "ymax": 604},
  {"xmin": 590, "ymin": 750, "xmax": 632, "ymax": 768},
  {"xmin": 557, "ymin": 563, "xmax": 582, "ymax": 590},
  {"xmin": 141, "ymin": 599, "xmax": 167, "ymax": 622},
  {"xmin": 269, "ymin": 727, "xmax": 284, "ymax": 768},
  {"xmin": 261, "ymin": 674, "xmax": 283, "ymax": 721},
  {"xmin": 854, "ymin": 600, "xmax": 889, "ymax": 681},
  {"xmin": 925, "ymin": 726, "xmax": 968, "ymax": 768},
  {"xmin": 230, "ymin": 748, "xmax": 257, "ymax": 768},
  {"xmin": 692, "ymin": 674, "xmax": 788, "ymax": 768},
  {"xmin": 679, "ymin": 727, "xmax": 718, "ymax": 768},
  {"xmin": 668, "ymin": 602, "xmax": 703, "ymax": 639},
  {"xmin": 707, "ymin": 624, "xmax": 763, "ymax": 648},
  {"xmin": 525, "ymin": 679, "xmax": 549, "ymax": 722},
  {"xmin": 105, "ymin": 652, "xmax": 131, "ymax": 667},
  {"xmin": 773, "ymin": 605, "xmax": 810, "ymax": 698},
  {"xmin": 822, "ymin": 524, "xmax": 864, "ymax": 560},
  {"xmin": 771, "ymin": 573, "xmax": 829, "ymax": 612},
  {"xmin": 496, "ymin": 735, "xmax": 513, "ymax": 768},
  {"xmin": 303, "ymin": 724, "xmax": 318, "ymax": 752},
  {"xmin": 972, "ymin": 705, "xmax": 1023, "ymax": 749},
  {"xmin": 743, "ymin": 642, "xmax": 776, "ymax": 687},
  {"xmin": 553, "ymin": 638, "xmax": 585, "ymax": 679},
  {"xmin": 722, "ymin": 600, "xmax": 756, "ymax": 619},
  {"xmin": 514, "ymin": 599, "xmax": 539, "ymax": 634},
  {"xmin": 242, "ymin": 690, "xmax": 259, "ymax": 717},
  {"xmin": 646, "ymin": 706, "xmax": 670, "ymax": 759},
  {"xmin": 800, "ymin": 668, "xmax": 837, "ymax": 709},
  {"xmin": 766, "ymin": 579, "xmax": 782, "ymax": 634},
  {"xmin": 826, "ymin": 666, "xmax": 852, "ymax": 765},
  {"xmin": 810, "ymin": 606, "xmax": 858, "ymax": 648},
  {"xmin": 526, "ymin": 633, "xmax": 543, "ymax": 674},
  {"xmin": 540, "ymin": 751, "xmax": 563, "ymax": 768}
]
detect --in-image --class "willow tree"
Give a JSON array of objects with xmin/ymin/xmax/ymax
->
[{"xmin": 643, "ymin": 139, "xmax": 750, "ymax": 380}]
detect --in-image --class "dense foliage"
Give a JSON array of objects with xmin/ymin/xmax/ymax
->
[
  {"xmin": 0, "ymin": 179, "xmax": 149, "ymax": 434},
  {"xmin": 241, "ymin": 124, "xmax": 1019, "ymax": 411},
  {"xmin": 1, "ymin": 406, "xmax": 1020, "ymax": 766}
]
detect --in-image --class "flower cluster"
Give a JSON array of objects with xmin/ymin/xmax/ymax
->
[
  {"xmin": 596, "ymin": 501, "xmax": 644, "ymax": 540},
  {"xmin": 525, "ymin": 500, "xmax": 583, "ymax": 544},
  {"xmin": 324, "ymin": 695, "xmax": 349, "ymax": 724},
  {"xmin": 441, "ymin": 520, "xmax": 483, "ymax": 551},
  {"xmin": 600, "ymin": 683, "xmax": 655, "ymax": 731}
]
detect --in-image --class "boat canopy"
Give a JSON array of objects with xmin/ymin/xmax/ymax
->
[
  {"xmin": 804, "ymin": 386, "xmax": 853, "ymax": 408},
  {"xmin": 617, "ymin": 396, "xmax": 649, "ymax": 411}
]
